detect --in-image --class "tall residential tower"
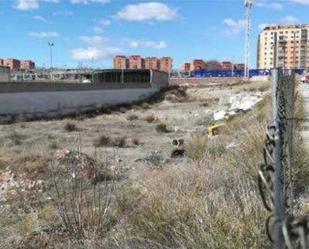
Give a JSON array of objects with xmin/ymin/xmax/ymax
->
[{"xmin": 257, "ymin": 24, "xmax": 309, "ymax": 70}]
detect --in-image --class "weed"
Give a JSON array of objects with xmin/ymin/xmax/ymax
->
[
  {"xmin": 186, "ymin": 134, "xmax": 207, "ymax": 161},
  {"xmin": 155, "ymin": 123, "xmax": 169, "ymax": 133},
  {"xmin": 141, "ymin": 102, "xmax": 150, "ymax": 110},
  {"xmin": 132, "ymin": 138, "xmax": 140, "ymax": 146},
  {"xmin": 144, "ymin": 114, "xmax": 156, "ymax": 123},
  {"xmin": 112, "ymin": 136, "xmax": 127, "ymax": 148},
  {"xmin": 64, "ymin": 122, "xmax": 78, "ymax": 132},
  {"xmin": 94, "ymin": 135, "xmax": 111, "ymax": 147},
  {"xmin": 126, "ymin": 114, "xmax": 139, "ymax": 121},
  {"xmin": 7, "ymin": 131, "xmax": 27, "ymax": 145}
]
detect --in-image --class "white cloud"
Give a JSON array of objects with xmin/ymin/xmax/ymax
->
[
  {"xmin": 33, "ymin": 15, "xmax": 47, "ymax": 22},
  {"xmin": 72, "ymin": 35, "xmax": 120, "ymax": 61},
  {"xmin": 223, "ymin": 18, "xmax": 246, "ymax": 35},
  {"xmin": 70, "ymin": 0, "xmax": 109, "ymax": 4},
  {"xmin": 29, "ymin": 31, "xmax": 59, "ymax": 38},
  {"xmin": 99, "ymin": 19, "xmax": 111, "ymax": 26},
  {"xmin": 15, "ymin": 0, "xmax": 39, "ymax": 10},
  {"xmin": 80, "ymin": 35, "xmax": 107, "ymax": 46},
  {"xmin": 256, "ymin": 2, "xmax": 283, "ymax": 10},
  {"xmin": 290, "ymin": 0, "xmax": 309, "ymax": 5},
  {"xmin": 53, "ymin": 10, "xmax": 73, "ymax": 16},
  {"xmin": 258, "ymin": 23, "xmax": 273, "ymax": 30},
  {"xmin": 71, "ymin": 47, "xmax": 119, "ymax": 61},
  {"xmin": 281, "ymin": 15, "xmax": 300, "ymax": 24},
  {"xmin": 15, "ymin": 0, "xmax": 58, "ymax": 11},
  {"xmin": 117, "ymin": 2, "xmax": 177, "ymax": 22},
  {"xmin": 128, "ymin": 40, "xmax": 167, "ymax": 49}
]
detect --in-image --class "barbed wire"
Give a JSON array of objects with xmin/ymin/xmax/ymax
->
[{"xmin": 258, "ymin": 69, "xmax": 308, "ymax": 249}]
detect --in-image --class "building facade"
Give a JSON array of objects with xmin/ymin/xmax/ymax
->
[
  {"xmin": 113, "ymin": 55, "xmax": 173, "ymax": 72},
  {"xmin": 20, "ymin": 60, "xmax": 35, "ymax": 70},
  {"xmin": 113, "ymin": 56, "xmax": 128, "ymax": 69},
  {"xmin": 128, "ymin": 55, "xmax": 144, "ymax": 69},
  {"xmin": 257, "ymin": 24, "xmax": 309, "ymax": 70},
  {"xmin": 144, "ymin": 57, "xmax": 160, "ymax": 70},
  {"xmin": 221, "ymin": 61, "xmax": 233, "ymax": 70},
  {"xmin": 2, "ymin": 59, "xmax": 21, "ymax": 71},
  {"xmin": 160, "ymin": 57, "xmax": 173, "ymax": 73},
  {"xmin": 190, "ymin": 59, "xmax": 207, "ymax": 71},
  {"xmin": 234, "ymin": 63, "xmax": 245, "ymax": 70},
  {"xmin": 182, "ymin": 63, "xmax": 191, "ymax": 73}
]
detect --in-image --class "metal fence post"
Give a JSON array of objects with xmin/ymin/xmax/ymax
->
[
  {"xmin": 272, "ymin": 69, "xmax": 279, "ymax": 121},
  {"xmin": 272, "ymin": 69, "xmax": 286, "ymax": 249}
]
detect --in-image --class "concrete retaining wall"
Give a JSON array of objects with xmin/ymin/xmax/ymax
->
[
  {"xmin": 0, "ymin": 81, "xmax": 163, "ymax": 122},
  {"xmin": 169, "ymin": 77, "xmax": 242, "ymax": 86}
]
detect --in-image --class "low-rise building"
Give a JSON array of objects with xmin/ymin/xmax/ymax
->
[{"xmin": 0, "ymin": 66, "xmax": 10, "ymax": 82}]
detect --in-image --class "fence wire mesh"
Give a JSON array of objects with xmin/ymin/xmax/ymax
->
[{"xmin": 258, "ymin": 69, "xmax": 308, "ymax": 249}]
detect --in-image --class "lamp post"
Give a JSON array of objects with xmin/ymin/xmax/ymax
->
[
  {"xmin": 48, "ymin": 42, "xmax": 54, "ymax": 69},
  {"xmin": 48, "ymin": 42, "xmax": 54, "ymax": 80}
]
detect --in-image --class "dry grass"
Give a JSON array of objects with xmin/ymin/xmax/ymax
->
[
  {"xmin": 126, "ymin": 114, "xmax": 139, "ymax": 121},
  {"xmin": 112, "ymin": 136, "xmax": 127, "ymax": 148},
  {"xmin": 143, "ymin": 114, "xmax": 156, "ymax": 123},
  {"xmin": 94, "ymin": 135, "xmax": 111, "ymax": 147},
  {"xmin": 243, "ymin": 81, "xmax": 271, "ymax": 92},
  {"xmin": 64, "ymin": 122, "xmax": 78, "ymax": 132},
  {"xmin": 155, "ymin": 123, "xmax": 169, "ymax": 133},
  {"xmin": 109, "ymin": 96, "xmax": 273, "ymax": 249},
  {"xmin": 132, "ymin": 138, "xmax": 140, "ymax": 146}
]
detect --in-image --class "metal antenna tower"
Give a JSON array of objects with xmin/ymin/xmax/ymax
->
[{"xmin": 244, "ymin": 0, "xmax": 253, "ymax": 80}]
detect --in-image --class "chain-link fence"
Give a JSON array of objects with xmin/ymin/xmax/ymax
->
[{"xmin": 258, "ymin": 69, "xmax": 308, "ymax": 249}]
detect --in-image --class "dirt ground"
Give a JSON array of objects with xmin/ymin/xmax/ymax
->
[{"xmin": 0, "ymin": 83, "xmax": 268, "ymax": 181}]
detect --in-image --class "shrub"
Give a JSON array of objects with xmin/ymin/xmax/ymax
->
[
  {"xmin": 141, "ymin": 102, "xmax": 150, "ymax": 110},
  {"xmin": 186, "ymin": 134, "xmax": 208, "ymax": 161},
  {"xmin": 7, "ymin": 131, "xmax": 27, "ymax": 145},
  {"xmin": 155, "ymin": 123, "xmax": 169, "ymax": 133},
  {"xmin": 119, "ymin": 107, "xmax": 128, "ymax": 113},
  {"xmin": 94, "ymin": 135, "xmax": 111, "ymax": 147},
  {"xmin": 49, "ymin": 141, "xmax": 60, "ymax": 150},
  {"xmin": 112, "ymin": 136, "xmax": 127, "ymax": 148},
  {"xmin": 126, "ymin": 114, "xmax": 139, "ymax": 121},
  {"xmin": 132, "ymin": 138, "xmax": 140, "ymax": 146},
  {"xmin": 64, "ymin": 122, "xmax": 78, "ymax": 132},
  {"xmin": 144, "ymin": 114, "xmax": 156, "ymax": 123},
  {"xmin": 50, "ymin": 159, "xmax": 115, "ymax": 240}
]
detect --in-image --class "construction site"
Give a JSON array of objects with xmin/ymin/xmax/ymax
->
[{"xmin": 0, "ymin": 0, "xmax": 308, "ymax": 249}]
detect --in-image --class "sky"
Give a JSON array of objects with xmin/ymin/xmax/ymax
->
[{"xmin": 0, "ymin": 0, "xmax": 308, "ymax": 69}]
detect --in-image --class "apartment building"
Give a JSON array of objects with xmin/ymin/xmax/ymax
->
[
  {"xmin": 190, "ymin": 59, "xmax": 207, "ymax": 71},
  {"xmin": 234, "ymin": 63, "xmax": 245, "ymax": 70},
  {"xmin": 20, "ymin": 60, "xmax": 35, "ymax": 70},
  {"xmin": 221, "ymin": 61, "xmax": 233, "ymax": 70},
  {"xmin": 182, "ymin": 62, "xmax": 191, "ymax": 73},
  {"xmin": 144, "ymin": 57, "xmax": 160, "ymax": 70},
  {"xmin": 2, "ymin": 59, "xmax": 21, "ymax": 71},
  {"xmin": 128, "ymin": 55, "xmax": 144, "ymax": 69},
  {"xmin": 113, "ymin": 55, "xmax": 173, "ymax": 72},
  {"xmin": 113, "ymin": 56, "xmax": 128, "ymax": 69},
  {"xmin": 160, "ymin": 57, "xmax": 173, "ymax": 73},
  {"xmin": 257, "ymin": 24, "xmax": 309, "ymax": 70}
]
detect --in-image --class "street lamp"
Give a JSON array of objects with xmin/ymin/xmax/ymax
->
[{"xmin": 48, "ymin": 42, "xmax": 54, "ymax": 69}]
